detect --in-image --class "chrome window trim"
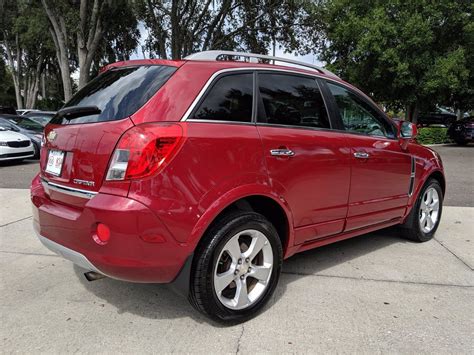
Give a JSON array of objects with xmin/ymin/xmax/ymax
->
[
  {"xmin": 186, "ymin": 119, "xmax": 256, "ymax": 126},
  {"xmin": 180, "ymin": 67, "xmax": 332, "ymax": 122},
  {"xmin": 40, "ymin": 177, "xmax": 98, "ymax": 199},
  {"xmin": 180, "ymin": 67, "xmax": 397, "ymax": 139}
]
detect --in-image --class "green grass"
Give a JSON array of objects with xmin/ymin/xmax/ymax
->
[{"xmin": 416, "ymin": 127, "xmax": 452, "ymax": 145}]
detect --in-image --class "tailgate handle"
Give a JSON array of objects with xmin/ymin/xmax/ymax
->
[
  {"xmin": 353, "ymin": 151, "xmax": 370, "ymax": 159},
  {"xmin": 270, "ymin": 148, "xmax": 295, "ymax": 157}
]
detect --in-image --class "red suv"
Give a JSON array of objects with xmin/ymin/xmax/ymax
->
[{"xmin": 31, "ymin": 51, "xmax": 445, "ymax": 323}]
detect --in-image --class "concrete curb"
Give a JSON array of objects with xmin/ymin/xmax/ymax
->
[{"xmin": 423, "ymin": 143, "xmax": 457, "ymax": 147}]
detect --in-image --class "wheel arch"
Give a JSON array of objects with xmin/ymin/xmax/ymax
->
[
  {"xmin": 172, "ymin": 192, "xmax": 293, "ymax": 298},
  {"xmin": 428, "ymin": 170, "xmax": 446, "ymax": 196},
  {"xmin": 403, "ymin": 168, "xmax": 446, "ymax": 225},
  {"xmin": 190, "ymin": 192, "xmax": 294, "ymax": 258}
]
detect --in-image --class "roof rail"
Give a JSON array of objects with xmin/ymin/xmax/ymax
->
[{"xmin": 184, "ymin": 50, "xmax": 339, "ymax": 78}]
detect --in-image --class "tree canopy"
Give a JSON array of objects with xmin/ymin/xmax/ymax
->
[
  {"xmin": 0, "ymin": 0, "xmax": 472, "ymax": 115},
  {"xmin": 315, "ymin": 0, "xmax": 473, "ymax": 120}
]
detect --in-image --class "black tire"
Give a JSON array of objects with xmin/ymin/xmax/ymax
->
[
  {"xmin": 400, "ymin": 179, "xmax": 443, "ymax": 242},
  {"xmin": 33, "ymin": 142, "xmax": 40, "ymax": 159},
  {"xmin": 445, "ymin": 118, "xmax": 455, "ymax": 127},
  {"xmin": 455, "ymin": 138, "xmax": 468, "ymax": 146},
  {"xmin": 189, "ymin": 211, "xmax": 282, "ymax": 324}
]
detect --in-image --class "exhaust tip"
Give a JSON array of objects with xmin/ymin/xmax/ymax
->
[{"xmin": 84, "ymin": 271, "xmax": 106, "ymax": 282}]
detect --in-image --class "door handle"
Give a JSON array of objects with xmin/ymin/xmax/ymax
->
[
  {"xmin": 353, "ymin": 151, "xmax": 370, "ymax": 159},
  {"xmin": 270, "ymin": 148, "xmax": 295, "ymax": 157}
]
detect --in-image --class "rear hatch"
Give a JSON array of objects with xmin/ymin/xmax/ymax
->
[{"xmin": 41, "ymin": 65, "xmax": 177, "ymax": 202}]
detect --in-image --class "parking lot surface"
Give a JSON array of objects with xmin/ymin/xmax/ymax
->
[{"xmin": 1, "ymin": 145, "xmax": 473, "ymax": 353}]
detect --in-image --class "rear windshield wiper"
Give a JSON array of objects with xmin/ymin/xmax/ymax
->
[{"xmin": 55, "ymin": 106, "xmax": 102, "ymax": 121}]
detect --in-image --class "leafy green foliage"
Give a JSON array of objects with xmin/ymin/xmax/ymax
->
[
  {"xmin": 0, "ymin": 58, "xmax": 16, "ymax": 106},
  {"xmin": 315, "ymin": 0, "xmax": 473, "ymax": 119},
  {"xmin": 416, "ymin": 127, "xmax": 451, "ymax": 145}
]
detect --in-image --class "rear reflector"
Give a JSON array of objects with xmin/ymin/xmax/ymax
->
[
  {"xmin": 93, "ymin": 223, "xmax": 110, "ymax": 245},
  {"xmin": 106, "ymin": 123, "xmax": 184, "ymax": 181}
]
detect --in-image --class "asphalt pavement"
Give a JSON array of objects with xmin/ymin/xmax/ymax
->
[{"xmin": 0, "ymin": 144, "xmax": 473, "ymax": 353}]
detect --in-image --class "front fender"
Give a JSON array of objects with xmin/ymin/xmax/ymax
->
[{"xmin": 404, "ymin": 144, "xmax": 445, "ymax": 220}]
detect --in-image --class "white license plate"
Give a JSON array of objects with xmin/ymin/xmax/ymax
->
[{"xmin": 46, "ymin": 150, "xmax": 65, "ymax": 176}]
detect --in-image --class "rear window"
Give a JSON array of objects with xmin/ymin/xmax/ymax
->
[{"xmin": 51, "ymin": 65, "xmax": 177, "ymax": 125}]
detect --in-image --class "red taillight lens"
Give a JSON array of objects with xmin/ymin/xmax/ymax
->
[{"xmin": 106, "ymin": 123, "xmax": 184, "ymax": 181}]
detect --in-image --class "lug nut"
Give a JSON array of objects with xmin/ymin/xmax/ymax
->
[
  {"xmin": 234, "ymin": 270, "xmax": 239, "ymax": 275},
  {"xmin": 240, "ymin": 275, "xmax": 245, "ymax": 280},
  {"xmin": 245, "ymin": 258, "xmax": 249, "ymax": 263},
  {"xmin": 238, "ymin": 259, "xmax": 242, "ymax": 264}
]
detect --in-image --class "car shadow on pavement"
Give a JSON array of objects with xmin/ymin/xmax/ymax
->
[
  {"xmin": 74, "ymin": 227, "xmax": 407, "ymax": 326},
  {"xmin": 0, "ymin": 159, "xmax": 38, "ymax": 167}
]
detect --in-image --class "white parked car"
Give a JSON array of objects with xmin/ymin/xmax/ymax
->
[{"xmin": 0, "ymin": 127, "xmax": 35, "ymax": 161}]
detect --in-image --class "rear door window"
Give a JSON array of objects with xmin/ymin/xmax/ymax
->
[
  {"xmin": 257, "ymin": 73, "xmax": 330, "ymax": 129},
  {"xmin": 190, "ymin": 73, "xmax": 253, "ymax": 122},
  {"xmin": 51, "ymin": 65, "xmax": 177, "ymax": 125}
]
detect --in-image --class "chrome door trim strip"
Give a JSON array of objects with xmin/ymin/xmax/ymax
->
[
  {"xmin": 40, "ymin": 177, "xmax": 98, "ymax": 199},
  {"xmin": 408, "ymin": 157, "xmax": 416, "ymax": 196}
]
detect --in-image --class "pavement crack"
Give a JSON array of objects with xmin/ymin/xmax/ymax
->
[
  {"xmin": 434, "ymin": 237, "xmax": 473, "ymax": 271},
  {"xmin": 281, "ymin": 271, "xmax": 473, "ymax": 288},
  {"xmin": 0, "ymin": 250, "xmax": 58, "ymax": 257},
  {"xmin": 0, "ymin": 216, "xmax": 32, "ymax": 228},
  {"xmin": 235, "ymin": 324, "xmax": 245, "ymax": 354}
]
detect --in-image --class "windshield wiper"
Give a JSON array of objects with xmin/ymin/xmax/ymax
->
[{"xmin": 55, "ymin": 106, "xmax": 101, "ymax": 120}]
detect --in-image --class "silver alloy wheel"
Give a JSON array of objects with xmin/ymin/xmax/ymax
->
[
  {"xmin": 213, "ymin": 229, "xmax": 273, "ymax": 310},
  {"xmin": 419, "ymin": 187, "xmax": 440, "ymax": 233}
]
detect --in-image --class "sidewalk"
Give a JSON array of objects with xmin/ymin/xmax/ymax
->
[{"xmin": 1, "ymin": 189, "xmax": 473, "ymax": 353}]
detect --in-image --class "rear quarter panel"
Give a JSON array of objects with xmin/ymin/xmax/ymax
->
[{"xmin": 127, "ymin": 122, "xmax": 281, "ymax": 248}]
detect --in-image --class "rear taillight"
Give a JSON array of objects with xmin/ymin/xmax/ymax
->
[{"xmin": 106, "ymin": 123, "xmax": 184, "ymax": 181}]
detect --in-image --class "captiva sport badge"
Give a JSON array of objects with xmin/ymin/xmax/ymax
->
[{"xmin": 73, "ymin": 179, "xmax": 95, "ymax": 187}]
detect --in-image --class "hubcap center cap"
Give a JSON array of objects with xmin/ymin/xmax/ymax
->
[{"xmin": 236, "ymin": 261, "xmax": 250, "ymax": 276}]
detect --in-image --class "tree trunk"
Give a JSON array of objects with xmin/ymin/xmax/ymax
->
[
  {"xmin": 77, "ymin": 0, "xmax": 106, "ymax": 89},
  {"xmin": 2, "ymin": 33, "xmax": 23, "ymax": 109},
  {"xmin": 57, "ymin": 44, "xmax": 73, "ymax": 102},
  {"xmin": 24, "ymin": 58, "xmax": 42, "ymax": 108},
  {"xmin": 78, "ymin": 47, "xmax": 90, "ymax": 88},
  {"xmin": 41, "ymin": 72, "xmax": 46, "ymax": 99},
  {"xmin": 42, "ymin": 0, "xmax": 72, "ymax": 101},
  {"xmin": 406, "ymin": 103, "xmax": 419, "ymax": 124}
]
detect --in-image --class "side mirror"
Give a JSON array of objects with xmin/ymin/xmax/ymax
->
[{"xmin": 397, "ymin": 121, "xmax": 417, "ymax": 150}]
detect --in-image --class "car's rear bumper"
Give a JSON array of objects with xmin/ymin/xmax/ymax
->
[
  {"xmin": 31, "ymin": 174, "xmax": 192, "ymax": 283},
  {"xmin": 36, "ymin": 232, "xmax": 103, "ymax": 273}
]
